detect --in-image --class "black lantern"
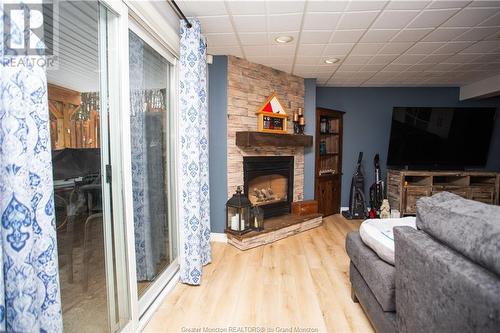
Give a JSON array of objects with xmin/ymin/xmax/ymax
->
[
  {"xmin": 226, "ymin": 186, "xmax": 252, "ymax": 235},
  {"xmin": 251, "ymin": 205, "xmax": 264, "ymax": 231}
]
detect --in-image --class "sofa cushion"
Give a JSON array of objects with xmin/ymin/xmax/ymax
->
[
  {"xmin": 346, "ymin": 231, "xmax": 396, "ymax": 312},
  {"xmin": 416, "ymin": 191, "xmax": 500, "ymax": 277}
]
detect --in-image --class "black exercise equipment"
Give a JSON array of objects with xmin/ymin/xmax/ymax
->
[{"xmin": 342, "ymin": 152, "xmax": 367, "ymax": 220}]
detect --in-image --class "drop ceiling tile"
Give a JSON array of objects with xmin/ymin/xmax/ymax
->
[
  {"xmin": 361, "ymin": 63, "xmax": 386, "ymax": 71},
  {"xmin": 179, "ymin": 1, "xmax": 227, "ymax": 16},
  {"xmin": 303, "ymin": 12, "xmax": 342, "ymax": 30},
  {"xmin": 330, "ymin": 30, "xmax": 365, "ymax": 43},
  {"xmin": 393, "ymin": 54, "xmax": 427, "ymax": 64},
  {"xmin": 268, "ymin": 14, "xmax": 303, "ymax": 32},
  {"xmin": 244, "ymin": 45, "xmax": 269, "ymax": 56},
  {"xmin": 461, "ymin": 40, "xmax": 500, "ymax": 53},
  {"xmin": 407, "ymin": 63, "xmax": 434, "ymax": 71},
  {"xmin": 479, "ymin": 12, "xmax": 500, "ymax": 26},
  {"xmin": 408, "ymin": 9, "xmax": 460, "ymax": 28},
  {"xmin": 392, "ymin": 28, "xmax": 433, "ymax": 42},
  {"xmin": 323, "ymin": 43, "xmax": 355, "ymax": 55},
  {"xmin": 442, "ymin": 8, "xmax": 495, "ymax": 27},
  {"xmin": 472, "ymin": 53, "xmax": 500, "ymax": 62},
  {"xmin": 372, "ymin": 10, "xmax": 420, "ymax": 29},
  {"xmin": 239, "ymin": 32, "xmax": 268, "ymax": 45},
  {"xmin": 268, "ymin": 32, "xmax": 299, "ymax": 44},
  {"xmin": 227, "ymin": 2, "xmax": 267, "ymax": 15},
  {"xmin": 295, "ymin": 56, "xmax": 322, "ymax": 65},
  {"xmin": 454, "ymin": 27, "xmax": 500, "ymax": 41},
  {"xmin": 307, "ymin": 1, "xmax": 348, "ymax": 12},
  {"xmin": 267, "ymin": 1, "xmax": 305, "ymax": 14},
  {"xmin": 205, "ymin": 33, "xmax": 239, "ymax": 46},
  {"xmin": 369, "ymin": 54, "xmax": 399, "ymax": 64},
  {"xmin": 386, "ymin": 1, "xmax": 431, "ymax": 10},
  {"xmin": 379, "ymin": 42, "xmax": 414, "ymax": 54},
  {"xmin": 444, "ymin": 53, "xmax": 482, "ymax": 63},
  {"xmin": 342, "ymin": 55, "xmax": 372, "ymax": 65},
  {"xmin": 233, "ymin": 15, "xmax": 267, "ymax": 32},
  {"xmin": 419, "ymin": 54, "xmax": 451, "ymax": 63},
  {"xmin": 427, "ymin": 1, "xmax": 470, "ymax": 10},
  {"xmin": 351, "ymin": 43, "xmax": 385, "ymax": 55},
  {"xmin": 469, "ymin": 1, "xmax": 500, "ymax": 7},
  {"xmin": 268, "ymin": 44, "xmax": 296, "ymax": 56},
  {"xmin": 432, "ymin": 63, "xmax": 460, "ymax": 71},
  {"xmin": 247, "ymin": 56, "xmax": 293, "ymax": 65},
  {"xmin": 269, "ymin": 63, "xmax": 293, "ymax": 73},
  {"xmin": 360, "ymin": 29, "xmax": 400, "ymax": 42},
  {"xmin": 433, "ymin": 41, "xmax": 474, "ymax": 54},
  {"xmin": 296, "ymin": 43, "xmax": 325, "ymax": 56},
  {"xmin": 301, "ymin": 30, "xmax": 333, "ymax": 44},
  {"xmin": 422, "ymin": 27, "xmax": 469, "ymax": 41},
  {"xmin": 337, "ymin": 64, "xmax": 364, "ymax": 71},
  {"xmin": 406, "ymin": 42, "xmax": 443, "ymax": 54},
  {"xmin": 197, "ymin": 16, "xmax": 232, "ymax": 34},
  {"xmin": 337, "ymin": 11, "xmax": 379, "ymax": 30},
  {"xmin": 383, "ymin": 63, "xmax": 412, "ymax": 71},
  {"xmin": 207, "ymin": 46, "xmax": 242, "ymax": 56},
  {"xmin": 346, "ymin": 1, "xmax": 387, "ymax": 11}
]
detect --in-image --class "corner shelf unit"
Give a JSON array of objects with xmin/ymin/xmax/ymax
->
[{"xmin": 314, "ymin": 107, "xmax": 344, "ymax": 216}]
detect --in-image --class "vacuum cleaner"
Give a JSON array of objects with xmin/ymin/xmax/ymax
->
[
  {"xmin": 369, "ymin": 153, "xmax": 385, "ymax": 218},
  {"xmin": 342, "ymin": 152, "xmax": 367, "ymax": 220}
]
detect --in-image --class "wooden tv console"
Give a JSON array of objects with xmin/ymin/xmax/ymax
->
[{"xmin": 387, "ymin": 169, "xmax": 500, "ymax": 216}]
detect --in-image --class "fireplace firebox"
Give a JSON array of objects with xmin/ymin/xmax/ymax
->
[{"xmin": 243, "ymin": 156, "xmax": 294, "ymax": 218}]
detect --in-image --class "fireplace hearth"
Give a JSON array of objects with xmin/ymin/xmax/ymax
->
[{"xmin": 243, "ymin": 156, "xmax": 294, "ymax": 218}]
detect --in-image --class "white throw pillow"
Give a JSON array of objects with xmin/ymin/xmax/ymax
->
[{"xmin": 359, "ymin": 217, "xmax": 417, "ymax": 265}]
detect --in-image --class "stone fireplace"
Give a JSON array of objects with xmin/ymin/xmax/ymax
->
[{"xmin": 243, "ymin": 156, "xmax": 294, "ymax": 218}]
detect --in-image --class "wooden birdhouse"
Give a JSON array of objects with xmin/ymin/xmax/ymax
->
[{"xmin": 256, "ymin": 93, "xmax": 288, "ymax": 134}]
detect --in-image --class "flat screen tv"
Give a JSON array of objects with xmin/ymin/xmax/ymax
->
[{"xmin": 387, "ymin": 107, "xmax": 496, "ymax": 169}]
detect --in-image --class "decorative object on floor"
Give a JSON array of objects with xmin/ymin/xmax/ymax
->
[
  {"xmin": 292, "ymin": 200, "xmax": 319, "ymax": 216},
  {"xmin": 369, "ymin": 153, "xmax": 385, "ymax": 218},
  {"xmin": 226, "ymin": 187, "xmax": 252, "ymax": 235},
  {"xmin": 251, "ymin": 205, "xmax": 264, "ymax": 231},
  {"xmin": 0, "ymin": 8, "xmax": 63, "ymax": 330},
  {"xmin": 390, "ymin": 209, "xmax": 400, "ymax": 218},
  {"xmin": 342, "ymin": 152, "xmax": 368, "ymax": 220},
  {"xmin": 256, "ymin": 92, "xmax": 288, "ymax": 134},
  {"xmin": 379, "ymin": 199, "xmax": 391, "ymax": 219},
  {"xmin": 179, "ymin": 18, "xmax": 211, "ymax": 285},
  {"xmin": 293, "ymin": 107, "xmax": 305, "ymax": 134}
]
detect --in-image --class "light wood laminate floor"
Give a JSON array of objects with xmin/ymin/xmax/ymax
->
[{"xmin": 143, "ymin": 214, "xmax": 374, "ymax": 333}]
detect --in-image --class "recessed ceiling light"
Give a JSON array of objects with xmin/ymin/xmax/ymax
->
[
  {"xmin": 275, "ymin": 36, "xmax": 293, "ymax": 44},
  {"xmin": 325, "ymin": 58, "xmax": 340, "ymax": 64}
]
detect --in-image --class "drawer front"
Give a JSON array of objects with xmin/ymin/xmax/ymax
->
[
  {"xmin": 470, "ymin": 188, "xmax": 495, "ymax": 204},
  {"xmin": 404, "ymin": 188, "xmax": 431, "ymax": 214}
]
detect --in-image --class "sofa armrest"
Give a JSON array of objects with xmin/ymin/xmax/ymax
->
[{"xmin": 394, "ymin": 226, "xmax": 500, "ymax": 333}]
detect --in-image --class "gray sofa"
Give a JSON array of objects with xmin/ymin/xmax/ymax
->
[{"xmin": 346, "ymin": 192, "xmax": 500, "ymax": 333}]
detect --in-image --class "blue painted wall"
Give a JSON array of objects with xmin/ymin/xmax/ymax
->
[
  {"xmin": 304, "ymin": 79, "xmax": 317, "ymax": 200},
  {"xmin": 316, "ymin": 87, "xmax": 500, "ymax": 206},
  {"xmin": 208, "ymin": 56, "xmax": 228, "ymax": 233}
]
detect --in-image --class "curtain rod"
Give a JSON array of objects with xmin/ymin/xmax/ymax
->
[{"xmin": 169, "ymin": 0, "xmax": 192, "ymax": 28}]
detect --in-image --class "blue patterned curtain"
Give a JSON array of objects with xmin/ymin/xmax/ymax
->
[
  {"xmin": 179, "ymin": 19, "xmax": 211, "ymax": 285},
  {"xmin": 0, "ymin": 5, "xmax": 63, "ymax": 333}
]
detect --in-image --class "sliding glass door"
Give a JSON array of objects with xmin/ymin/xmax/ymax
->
[
  {"xmin": 48, "ymin": 2, "xmax": 129, "ymax": 332},
  {"xmin": 128, "ymin": 20, "xmax": 179, "ymax": 310}
]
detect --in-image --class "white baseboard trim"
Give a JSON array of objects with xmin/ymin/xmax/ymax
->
[
  {"xmin": 210, "ymin": 232, "xmax": 228, "ymax": 243},
  {"xmin": 340, "ymin": 206, "xmax": 349, "ymax": 212}
]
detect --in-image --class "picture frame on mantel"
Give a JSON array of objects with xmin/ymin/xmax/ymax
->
[{"xmin": 256, "ymin": 92, "xmax": 288, "ymax": 134}]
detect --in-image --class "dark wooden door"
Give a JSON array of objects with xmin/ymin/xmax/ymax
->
[{"xmin": 317, "ymin": 176, "xmax": 341, "ymax": 216}]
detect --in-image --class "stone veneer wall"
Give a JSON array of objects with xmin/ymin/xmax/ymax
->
[{"xmin": 227, "ymin": 56, "xmax": 305, "ymax": 201}]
